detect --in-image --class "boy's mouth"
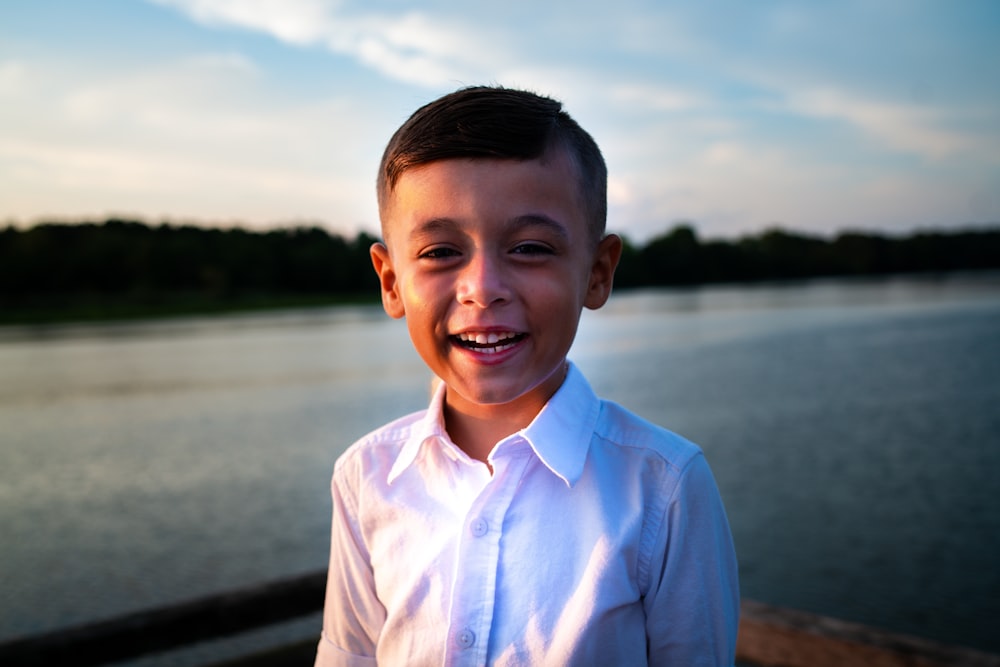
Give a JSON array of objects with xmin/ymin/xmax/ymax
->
[{"xmin": 452, "ymin": 331, "xmax": 526, "ymax": 355}]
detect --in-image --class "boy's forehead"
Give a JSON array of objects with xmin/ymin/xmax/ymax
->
[{"xmin": 381, "ymin": 150, "xmax": 587, "ymax": 237}]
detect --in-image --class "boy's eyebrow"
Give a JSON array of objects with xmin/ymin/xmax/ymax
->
[
  {"xmin": 408, "ymin": 214, "xmax": 571, "ymax": 242},
  {"xmin": 409, "ymin": 217, "xmax": 459, "ymax": 239},
  {"xmin": 507, "ymin": 214, "xmax": 570, "ymax": 241}
]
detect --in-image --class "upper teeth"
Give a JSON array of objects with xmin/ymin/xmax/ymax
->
[{"xmin": 458, "ymin": 332, "xmax": 517, "ymax": 345}]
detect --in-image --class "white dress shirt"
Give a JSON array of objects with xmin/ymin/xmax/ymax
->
[{"xmin": 316, "ymin": 362, "xmax": 739, "ymax": 666}]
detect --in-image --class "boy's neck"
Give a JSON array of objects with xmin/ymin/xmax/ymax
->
[
  {"xmin": 443, "ymin": 403, "xmax": 526, "ymax": 470},
  {"xmin": 442, "ymin": 364, "xmax": 568, "ymax": 469}
]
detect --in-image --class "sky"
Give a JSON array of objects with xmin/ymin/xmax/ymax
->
[{"xmin": 2, "ymin": 0, "xmax": 998, "ymax": 242}]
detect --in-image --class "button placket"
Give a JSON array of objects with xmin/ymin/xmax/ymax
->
[{"xmin": 446, "ymin": 448, "xmax": 531, "ymax": 665}]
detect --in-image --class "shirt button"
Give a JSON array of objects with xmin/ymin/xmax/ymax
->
[
  {"xmin": 470, "ymin": 517, "xmax": 488, "ymax": 537},
  {"xmin": 457, "ymin": 627, "xmax": 476, "ymax": 648}
]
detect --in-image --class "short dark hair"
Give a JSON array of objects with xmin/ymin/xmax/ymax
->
[{"xmin": 377, "ymin": 86, "xmax": 608, "ymax": 242}]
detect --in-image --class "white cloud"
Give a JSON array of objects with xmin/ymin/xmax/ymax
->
[
  {"xmin": 700, "ymin": 141, "xmax": 747, "ymax": 167},
  {"xmin": 150, "ymin": 0, "xmax": 336, "ymax": 45},
  {"xmin": 0, "ymin": 53, "xmax": 388, "ymax": 228},
  {"xmin": 0, "ymin": 131, "xmax": 377, "ymax": 227},
  {"xmin": 0, "ymin": 60, "xmax": 28, "ymax": 95},
  {"xmin": 351, "ymin": 26, "xmax": 464, "ymax": 89},
  {"xmin": 147, "ymin": 0, "xmax": 504, "ymax": 88},
  {"xmin": 783, "ymin": 87, "xmax": 982, "ymax": 162},
  {"xmin": 609, "ymin": 83, "xmax": 705, "ymax": 113}
]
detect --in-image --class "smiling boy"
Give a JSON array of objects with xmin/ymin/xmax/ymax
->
[{"xmin": 316, "ymin": 86, "xmax": 739, "ymax": 666}]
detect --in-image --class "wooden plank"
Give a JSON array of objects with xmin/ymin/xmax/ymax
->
[{"xmin": 737, "ymin": 599, "xmax": 1000, "ymax": 667}]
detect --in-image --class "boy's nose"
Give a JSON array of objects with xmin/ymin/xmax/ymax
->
[{"xmin": 456, "ymin": 251, "xmax": 511, "ymax": 307}]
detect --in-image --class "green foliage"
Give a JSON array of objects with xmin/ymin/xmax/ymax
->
[
  {"xmin": 2, "ymin": 218, "xmax": 999, "ymax": 323},
  {"xmin": 0, "ymin": 220, "xmax": 382, "ymax": 322},
  {"xmin": 612, "ymin": 224, "xmax": 1000, "ymax": 288}
]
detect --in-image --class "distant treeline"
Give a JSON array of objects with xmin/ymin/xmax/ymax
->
[
  {"xmin": 2, "ymin": 219, "xmax": 999, "ymax": 322},
  {"xmin": 614, "ymin": 224, "xmax": 1000, "ymax": 286},
  {"xmin": 1, "ymin": 220, "xmax": 381, "ymax": 321}
]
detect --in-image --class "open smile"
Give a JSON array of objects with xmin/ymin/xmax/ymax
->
[{"xmin": 452, "ymin": 331, "xmax": 527, "ymax": 355}]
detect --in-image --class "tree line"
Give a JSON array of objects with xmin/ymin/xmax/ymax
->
[
  {"xmin": 614, "ymin": 224, "xmax": 1000, "ymax": 286},
  {"xmin": 1, "ymin": 220, "xmax": 381, "ymax": 321},
  {"xmin": 2, "ymin": 219, "xmax": 999, "ymax": 322}
]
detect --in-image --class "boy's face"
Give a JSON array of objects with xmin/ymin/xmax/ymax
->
[{"xmin": 372, "ymin": 149, "xmax": 621, "ymax": 417}]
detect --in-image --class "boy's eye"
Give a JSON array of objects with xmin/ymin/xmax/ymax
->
[
  {"xmin": 511, "ymin": 242, "xmax": 554, "ymax": 256},
  {"xmin": 419, "ymin": 246, "xmax": 460, "ymax": 260}
]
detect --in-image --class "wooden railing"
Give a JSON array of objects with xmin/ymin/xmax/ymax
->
[
  {"xmin": 1, "ymin": 571, "xmax": 998, "ymax": 667},
  {"xmin": 0, "ymin": 572, "xmax": 325, "ymax": 666}
]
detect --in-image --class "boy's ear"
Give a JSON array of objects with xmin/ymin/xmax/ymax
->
[
  {"xmin": 584, "ymin": 233, "xmax": 623, "ymax": 310},
  {"xmin": 370, "ymin": 242, "xmax": 405, "ymax": 319}
]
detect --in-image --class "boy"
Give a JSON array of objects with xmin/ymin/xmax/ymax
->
[{"xmin": 316, "ymin": 86, "xmax": 739, "ymax": 666}]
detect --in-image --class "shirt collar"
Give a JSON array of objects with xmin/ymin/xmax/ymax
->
[
  {"xmin": 519, "ymin": 362, "xmax": 599, "ymax": 488},
  {"xmin": 387, "ymin": 379, "xmax": 450, "ymax": 485},
  {"xmin": 387, "ymin": 362, "xmax": 600, "ymax": 488}
]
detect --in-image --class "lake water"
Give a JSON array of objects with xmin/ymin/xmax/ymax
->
[{"xmin": 2, "ymin": 273, "xmax": 999, "ymax": 662}]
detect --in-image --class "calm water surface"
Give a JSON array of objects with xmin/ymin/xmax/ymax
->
[{"xmin": 1, "ymin": 273, "xmax": 999, "ymax": 661}]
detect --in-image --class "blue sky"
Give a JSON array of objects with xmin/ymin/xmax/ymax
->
[{"xmin": 2, "ymin": 0, "xmax": 998, "ymax": 241}]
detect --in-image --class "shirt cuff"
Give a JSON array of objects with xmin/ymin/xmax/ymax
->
[{"xmin": 315, "ymin": 633, "xmax": 377, "ymax": 667}]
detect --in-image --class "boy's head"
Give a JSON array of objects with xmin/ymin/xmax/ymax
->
[
  {"xmin": 370, "ymin": 85, "xmax": 621, "ymax": 424},
  {"xmin": 377, "ymin": 86, "xmax": 608, "ymax": 245}
]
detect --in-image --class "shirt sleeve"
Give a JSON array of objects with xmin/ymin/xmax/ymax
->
[
  {"xmin": 643, "ymin": 453, "xmax": 740, "ymax": 667},
  {"xmin": 315, "ymin": 461, "xmax": 386, "ymax": 667}
]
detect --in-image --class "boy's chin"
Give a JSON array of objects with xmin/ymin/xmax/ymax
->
[
  {"xmin": 448, "ymin": 381, "xmax": 528, "ymax": 407},
  {"xmin": 443, "ymin": 364, "xmax": 568, "ymax": 410}
]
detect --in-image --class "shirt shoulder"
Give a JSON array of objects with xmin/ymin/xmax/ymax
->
[
  {"xmin": 333, "ymin": 409, "xmax": 426, "ymax": 482},
  {"xmin": 592, "ymin": 398, "xmax": 705, "ymax": 475}
]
